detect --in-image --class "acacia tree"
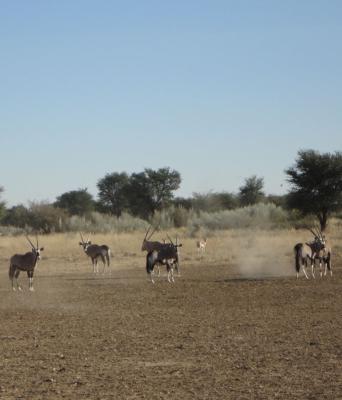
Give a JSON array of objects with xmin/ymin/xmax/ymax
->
[
  {"xmin": 127, "ymin": 167, "xmax": 181, "ymax": 219},
  {"xmin": 126, "ymin": 172, "xmax": 154, "ymax": 219},
  {"xmin": 55, "ymin": 188, "xmax": 95, "ymax": 216},
  {"xmin": 97, "ymin": 172, "xmax": 130, "ymax": 216},
  {"xmin": 96, "ymin": 167, "xmax": 181, "ymax": 219},
  {"xmin": 285, "ymin": 150, "xmax": 342, "ymax": 231},
  {"xmin": 238, "ymin": 175, "xmax": 265, "ymax": 206},
  {"xmin": 144, "ymin": 167, "xmax": 181, "ymax": 210}
]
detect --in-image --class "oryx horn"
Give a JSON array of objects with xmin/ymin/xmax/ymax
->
[
  {"xmin": 26, "ymin": 235, "xmax": 35, "ymax": 249},
  {"xmin": 166, "ymin": 234, "xmax": 174, "ymax": 246},
  {"xmin": 144, "ymin": 225, "xmax": 152, "ymax": 240},
  {"xmin": 79, "ymin": 232, "xmax": 85, "ymax": 244}
]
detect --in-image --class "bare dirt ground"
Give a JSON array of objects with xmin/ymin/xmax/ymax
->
[{"xmin": 0, "ymin": 235, "xmax": 342, "ymax": 399}]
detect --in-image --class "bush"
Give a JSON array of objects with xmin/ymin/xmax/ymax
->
[
  {"xmin": 0, "ymin": 225, "xmax": 27, "ymax": 236},
  {"xmin": 2, "ymin": 202, "xmax": 67, "ymax": 234},
  {"xmin": 65, "ymin": 211, "xmax": 147, "ymax": 233},
  {"xmin": 187, "ymin": 203, "xmax": 290, "ymax": 234},
  {"xmin": 28, "ymin": 202, "xmax": 67, "ymax": 233},
  {"xmin": 150, "ymin": 206, "xmax": 195, "ymax": 229}
]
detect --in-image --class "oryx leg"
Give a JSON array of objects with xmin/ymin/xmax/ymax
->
[
  {"xmin": 147, "ymin": 263, "xmax": 155, "ymax": 284},
  {"xmin": 167, "ymin": 263, "xmax": 174, "ymax": 283},
  {"xmin": 92, "ymin": 257, "xmax": 98, "ymax": 273},
  {"xmin": 324, "ymin": 257, "xmax": 332, "ymax": 277},
  {"xmin": 99, "ymin": 254, "xmax": 106, "ymax": 274},
  {"xmin": 319, "ymin": 260, "xmax": 323, "ymax": 278},
  {"xmin": 152, "ymin": 262, "xmax": 160, "ymax": 278},
  {"xmin": 15, "ymin": 270, "xmax": 23, "ymax": 291},
  {"xmin": 309, "ymin": 257, "xmax": 316, "ymax": 279},
  {"xmin": 302, "ymin": 260, "xmax": 309, "ymax": 280},
  {"xmin": 27, "ymin": 270, "xmax": 34, "ymax": 292},
  {"xmin": 149, "ymin": 267, "xmax": 155, "ymax": 284},
  {"xmin": 12, "ymin": 269, "xmax": 22, "ymax": 291},
  {"xmin": 175, "ymin": 261, "xmax": 180, "ymax": 277},
  {"xmin": 105, "ymin": 253, "xmax": 111, "ymax": 274}
]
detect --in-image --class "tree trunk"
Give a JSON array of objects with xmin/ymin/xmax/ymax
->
[{"xmin": 318, "ymin": 211, "xmax": 328, "ymax": 232}]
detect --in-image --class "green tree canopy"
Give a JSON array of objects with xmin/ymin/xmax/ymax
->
[
  {"xmin": 126, "ymin": 172, "xmax": 154, "ymax": 219},
  {"xmin": 97, "ymin": 172, "xmax": 130, "ymax": 216},
  {"xmin": 238, "ymin": 175, "xmax": 265, "ymax": 206},
  {"xmin": 55, "ymin": 188, "xmax": 95, "ymax": 216},
  {"xmin": 144, "ymin": 167, "xmax": 181, "ymax": 209},
  {"xmin": 96, "ymin": 167, "xmax": 181, "ymax": 219},
  {"xmin": 285, "ymin": 149, "xmax": 342, "ymax": 231},
  {"xmin": 2, "ymin": 204, "xmax": 31, "ymax": 227},
  {"xmin": 127, "ymin": 167, "xmax": 181, "ymax": 219}
]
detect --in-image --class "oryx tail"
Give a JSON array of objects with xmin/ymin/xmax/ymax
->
[{"xmin": 294, "ymin": 243, "xmax": 303, "ymax": 273}]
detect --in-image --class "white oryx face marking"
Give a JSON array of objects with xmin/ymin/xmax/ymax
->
[{"xmin": 34, "ymin": 246, "xmax": 44, "ymax": 260}]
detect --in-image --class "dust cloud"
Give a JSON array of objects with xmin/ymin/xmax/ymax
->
[{"xmin": 232, "ymin": 231, "xmax": 294, "ymax": 279}]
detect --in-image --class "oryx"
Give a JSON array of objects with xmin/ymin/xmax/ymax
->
[
  {"xmin": 141, "ymin": 225, "xmax": 165, "ymax": 277},
  {"xmin": 146, "ymin": 235, "xmax": 182, "ymax": 284},
  {"xmin": 294, "ymin": 227, "xmax": 327, "ymax": 279},
  {"xmin": 79, "ymin": 233, "xmax": 111, "ymax": 274},
  {"xmin": 9, "ymin": 235, "xmax": 44, "ymax": 291},
  {"xmin": 311, "ymin": 229, "xmax": 332, "ymax": 278}
]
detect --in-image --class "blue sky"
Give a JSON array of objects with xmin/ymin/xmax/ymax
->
[{"xmin": 1, "ymin": 1, "xmax": 341, "ymax": 206}]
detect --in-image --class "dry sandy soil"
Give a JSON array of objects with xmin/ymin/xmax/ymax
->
[{"xmin": 0, "ymin": 231, "xmax": 341, "ymax": 399}]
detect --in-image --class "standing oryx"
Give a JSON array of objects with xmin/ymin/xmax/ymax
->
[
  {"xmin": 294, "ymin": 227, "xmax": 330, "ymax": 279},
  {"xmin": 141, "ymin": 226, "xmax": 182, "ymax": 277},
  {"xmin": 312, "ymin": 231, "xmax": 332, "ymax": 278},
  {"xmin": 9, "ymin": 235, "xmax": 44, "ymax": 291},
  {"xmin": 141, "ymin": 225, "xmax": 167, "ymax": 277},
  {"xmin": 146, "ymin": 236, "xmax": 182, "ymax": 284},
  {"xmin": 79, "ymin": 233, "xmax": 111, "ymax": 274}
]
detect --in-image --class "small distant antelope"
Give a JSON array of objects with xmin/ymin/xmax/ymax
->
[
  {"xmin": 79, "ymin": 233, "xmax": 111, "ymax": 274},
  {"xmin": 196, "ymin": 238, "xmax": 207, "ymax": 255},
  {"xmin": 146, "ymin": 236, "xmax": 182, "ymax": 284},
  {"xmin": 9, "ymin": 235, "xmax": 44, "ymax": 291}
]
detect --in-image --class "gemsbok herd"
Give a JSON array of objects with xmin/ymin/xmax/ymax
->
[{"xmin": 5, "ymin": 224, "xmax": 333, "ymax": 291}]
